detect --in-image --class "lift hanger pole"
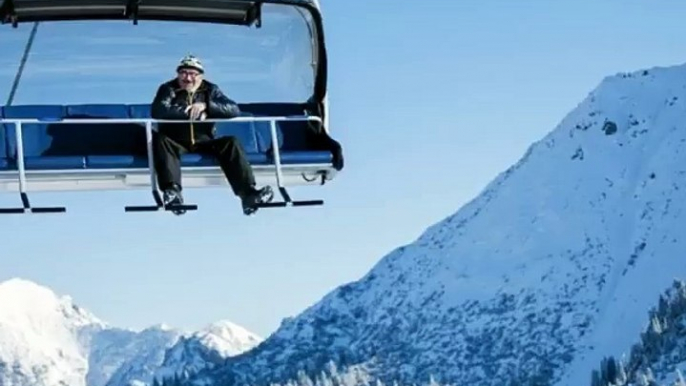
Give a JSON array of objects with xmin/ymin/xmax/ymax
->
[{"xmin": 5, "ymin": 21, "xmax": 39, "ymax": 106}]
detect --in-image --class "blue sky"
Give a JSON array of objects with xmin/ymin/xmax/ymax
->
[{"xmin": 1, "ymin": 0, "xmax": 686, "ymax": 337}]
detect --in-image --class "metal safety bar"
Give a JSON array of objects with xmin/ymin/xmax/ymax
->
[{"xmin": 0, "ymin": 115, "xmax": 327, "ymax": 214}]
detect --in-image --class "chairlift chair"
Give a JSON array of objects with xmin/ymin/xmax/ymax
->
[{"xmin": 0, "ymin": 0, "xmax": 341, "ymax": 214}]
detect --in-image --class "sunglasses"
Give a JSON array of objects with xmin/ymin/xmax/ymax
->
[{"xmin": 178, "ymin": 70, "xmax": 201, "ymax": 77}]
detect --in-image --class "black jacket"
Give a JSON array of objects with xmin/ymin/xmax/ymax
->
[{"xmin": 151, "ymin": 79, "xmax": 240, "ymax": 146}]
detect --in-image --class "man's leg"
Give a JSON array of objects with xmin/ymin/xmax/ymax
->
[
  {"xmin": 195, "ymin": 136, "xmax": 273, "ymax": 214},
  {"xmin": 152, "ymin": 131, "xmax": 188, "ymax": 213},
  {"xmin": 195, "ymin": 136, "xmax": 255, "ymax": 195}
]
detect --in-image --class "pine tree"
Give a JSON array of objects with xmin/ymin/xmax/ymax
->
[
  {"xmin": 318, "ymin": 370, "xmax": 334, "ymax": 386},
  {"xmin": 297, "ymin": 370, "xmax": 315, "ymax": 386},
  {"xmin": 636, "ymin": 372, "xmax": 650, "ymax": 386},
  {"xmin": 671, "ymin": 369, "xmax": 686, "ymax": 386},
  {"xmin": 616, "ymin": 358, "xmax": 628, "ymax": 385},
  {"xmin": 325, "ymin": 360, "xmax": 341, "ymax": 386},
  {"xmin": 591, "ymin": 369, "xmax": 600, "ymax": 386},
  {"xmin": 428, "ymin": 375, "xmax": 440, "ymax": 386},
  {"xmin": 659, "ymin": 295, "xmax": 670, "ymax": 319},
  {"xmin": 607, "ymin": 356, "xmax": 618, "ymax": 383}
]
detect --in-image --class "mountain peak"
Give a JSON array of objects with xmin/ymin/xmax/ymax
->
[
  {"xmin": 0, "ymin": 277, "xmax": 56, "ymax": 299},
  {"xmin": 195, "ymin": 319, "xmax": 262, "ymax": 357},
  {"xmin": 202, "ymin": 319, "xmax": 258, "ymax": 336},
  {"xmin": 0, "ymin": 277, "xmax": 105, "ymax": 329}
]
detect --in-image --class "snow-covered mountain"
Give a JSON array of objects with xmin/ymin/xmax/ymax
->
[
  {"xmin": 173, "ymin": 63, "xmax": 686, "ymax": 386},
  {"xmin": 153, "ymin": 320, "xmax": 262, "ymax": 382},
  {"xmin": 0, "ymin": 278, "xmax": 105, "ymax": 386},
  {"xmin": 0, "ymin": 278, "xmax": 262, "ymax": 386}
]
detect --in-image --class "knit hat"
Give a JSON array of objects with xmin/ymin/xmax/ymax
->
[{"xmin": 176, "ymin": 55, "xmax": 204, "ymax": 74}]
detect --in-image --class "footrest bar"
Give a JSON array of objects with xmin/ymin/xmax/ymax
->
[
  {"xmin": 125, "ymin": 205, "xmax": 162, "ymax": 212},
  {"xmin": 31, "ymin": 206, "xmax": 66, "ymax": 213},
  {"xmin": 165, "ymin": 204, "xmax": 198, "ymax": 212},
  {"xmin": 0, "ymin": 207, "xmax": 26, "ymax": 214},
  {"xmin": 255, "ymin": 200, "xmax": 323, "ymax": 208},
  {"xmin": 0, "ymin": 193, "xmax": 67, "ymax": 214},
  {"xmin": 125, "ymin": 204, "xmax": 198, "ymax": 212}
]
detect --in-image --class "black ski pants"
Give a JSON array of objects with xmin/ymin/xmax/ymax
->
[{"xmin": 152, "ymin": 131, "xmax": 255, "ymax": 197}]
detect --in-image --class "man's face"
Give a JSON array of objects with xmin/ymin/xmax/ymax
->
[{"xmin": 177, "ymin": 69, "xmax": 202, "ymax": 90}]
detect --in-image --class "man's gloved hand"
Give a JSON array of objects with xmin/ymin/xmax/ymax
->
[{"xmin": 186, "ymin": 102, "xmax": 206, "ymax": 120}]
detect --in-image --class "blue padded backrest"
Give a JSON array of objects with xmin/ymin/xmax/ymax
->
[
  {"xmin": 256, "ymin": 120, "xmax": 321, "ymax": 153},
  {"xmin": 237, "ymin": 103, "xmax": 322, "ymax": 153},
  {"xmin": 215, "ymin": 121, "xmax": 259, "ymax": 154},
  {"xmin": 50, "ymin": 104, "xmax": 147, "ymax": 156},
  {"xmin": 128, "ymin": 104, "xmax": 151, "ymax": 119},
  {"xmin": 2, "ymin": 105, "xmax": 65, "ymax": 120},
  {"xmin": 238, "ymin": 103, "xmax": 308, "ymax": 117},
  {"xmin": 66, "ymin": 104, "xmax": 129, "ymax": 118},
  {"xmin": 129, "ymin": 103, "xmax": 259, "ymax": 154},
  {"xmin": 3, "ymin": 105, "xmax": 65, "ymax": 157}
]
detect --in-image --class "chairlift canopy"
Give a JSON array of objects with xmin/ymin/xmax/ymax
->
[
  {"xmin": 0, "ymin": 0, "xmax": 328, "ymax": 105},
  {"xmin": 0, "ymin": 0, "xmax": 319, "ymax": 25}
]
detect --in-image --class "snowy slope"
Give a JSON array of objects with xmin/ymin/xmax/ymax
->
[
  {"xmin": 177, "ymin": 64, "xmax": 686, "ymax": 386},
  {"xmin": 92, "ymin": 325, "xmax": 181, "ymax": 386},
  {"xmin": 0, "ymin": 278, "xmax": 262, "ymax": 386},
  {"xmin": 586, "ymin": 279, "xmax": 686, "ymax": 386},
  {"xmin": 555, "ymin": 66, "xmax": 686, "ymax": 386}
]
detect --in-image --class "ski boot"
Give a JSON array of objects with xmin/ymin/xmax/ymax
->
[
  {"xmin": 241, "ymin": 186, "xmax": 274, "ymax": 215},
  {"xmin": 163, "ymin": 185, "xmax": 186, "ymax": 215}
]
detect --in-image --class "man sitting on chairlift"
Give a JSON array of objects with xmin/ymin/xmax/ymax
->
[{"xmin": 151, "ymin": 55, "xmax": 274, "ymax": 216}]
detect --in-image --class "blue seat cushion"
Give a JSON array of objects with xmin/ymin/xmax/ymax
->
[
  {"xmin": 25, "ymin": 156, "xmax": 85, "ymax": 169},
  {"xmin": 280, "ymin": 151, "xmax": 332, "ymax": 164},
  {"xmin": 246, "ymin": 153, "xmax": 269, "ymax": 165},
  {"xmin": 180, "ymin": 152, "xmax": 268, "ymax": 167},
  {"xmin": 86, "ymin": 155, "xmax": 148, "ymax": 169},
  {"xmin": 181, "ymin": 153, "xmax": 216, "ymax": 167}
]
